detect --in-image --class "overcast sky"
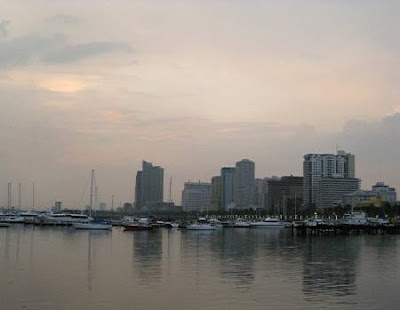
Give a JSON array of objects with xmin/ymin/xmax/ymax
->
[{"xmin": 1, "ymin": 0, "xmax": 400, "ymax": 208}]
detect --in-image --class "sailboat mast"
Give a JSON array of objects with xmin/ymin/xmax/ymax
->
[
  {"xmin": 32, "ymin": 182, "xmax": 35, "ymax": 210},
  {"xmin": 18, "ymin": 183, "xmax": 21, "ymax": 210},
  {"xmin": 90, "ymin": 169, "xmax": 94, "ymax": 217},
  {"xmin": 8, "ymin": 182, "xmax": 11, "ymax": 213}
]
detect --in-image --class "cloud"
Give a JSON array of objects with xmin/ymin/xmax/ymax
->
[
  {"xmin": 0, "ymin": 19, "xmax": 10, "ymax": 38},
  {"xmin": 0, "ymin": 33, "xmax": 131, "ymax": 69},
  {"xmin": 42, "ymin": 41, "xmax": 131, "ymax": 64},
  {"xmin": 46, "ymin": 15, "xmax": 80, "ymax": 24}
]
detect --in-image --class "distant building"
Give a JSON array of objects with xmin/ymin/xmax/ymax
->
[
  {"xmin": 342, "ymin": 190, "xmax": 381, "ymax": 207},
  {"xmin": 182, "ymin": 181, "xmax": 212, "ymax": 212},
  {"xmin": 99, "ymin": 202, "xmax": 107, "ymax": 211},
  {"xmin": 303, "ymin": 151, "xmax": 356, "ymax": 209},
  {"xmin": 220, "ymin": 167, "xmax": 236, "ymax": 211},
  {"xmin": 372, "ymin": 182, "xmax": 397, "ymax": 203},
  {"xmin": 234, "ymin": 159, "xmax": 255, "ymax": 209},
  {"xmin": 211, "ymin": 176, "xmax": 221, "ymax": 211},
  {"xmin": 254, "ymin": 178, "xmax": 268, "ymax": 209},
  {"xmin": 53, "ymin": 201, "xmax": 63, "ymax": 213},
  {"xmin": 266, "ymin": 176, "xmax": 303, "ymax": 215},
  {"xmin": 315, "ymin": 178, "xmax": 360, "ymax": 209},
  {"xmin": 134, "ymin": 161, "xmax": 164, "ymax": 209}
]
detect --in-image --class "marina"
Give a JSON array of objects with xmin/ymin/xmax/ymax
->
[{"xmin": 1, "ymin": 224, "xmax": 400, "ymax": 310}]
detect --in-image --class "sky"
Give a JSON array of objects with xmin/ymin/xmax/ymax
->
[{"xmin": 0, "ymin": 0, "xmax": 400, "ymax": 209}]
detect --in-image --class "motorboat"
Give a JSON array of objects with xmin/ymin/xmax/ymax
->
[
  {"xmin": 223, "ymin": 218, "xmax": 250, "ymax": 228},
  {"xmin": 249, "ymin": 217, "xmax": 285, "ymax": 228},
  {"xmin": 186, "ymin": 217, "xmax": 216, "ymax": 230},
  {"xmin": 123, "ymin": 218, "xmax": 153, "ymax": 231},
  {"xmin": 305, "ymin": 218, "xmax": 325, "ymax": 227},
  {"xmin": 163, "ymin": 222, "xmax": 179, "ymax": 229}
]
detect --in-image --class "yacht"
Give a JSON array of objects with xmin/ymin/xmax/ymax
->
[
  {"xmin": 163, "ymin": 222, "xmax": 179, "ymax": 229},
  {"xmin": 249, "ymin": 217, "xmax": 285, "ymax": 228},
  {"xmin": 305, "ymin": 218, "xmax": 325, "ymax": 227},
  {"xmin": 186, "ymin": 217, "xmax": 216, "ymax": 230},
  {"xmin": 73, "ymin": 169, "xmax": 112, "ymax": 231},
  {"xmin": 123, "ymin": 218, "xmax": 153, "ymax": 231},
  {"xmin": 223, "ymin": 218, "xmax": 250, "ymax": 228}
]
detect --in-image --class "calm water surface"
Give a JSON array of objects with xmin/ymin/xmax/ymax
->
[{"xmin": 1, "ymin": 225, "xmax": 400, "ymax": 310}]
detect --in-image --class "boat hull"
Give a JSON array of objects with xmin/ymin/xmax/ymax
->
[
  {"xmin": 249, "ymin": 222, "xmax": 284, "ymax": 228},
  {"xmin": 123, "ymin": 224, "xmax": 153, "ymax": 231},
  {"xmin": 73, "ymin": 223, "xmax": 112, "ymax": 230},
  {"xmin": 186, "ymin": 224, "xmax": 216, "ymax": 230}
]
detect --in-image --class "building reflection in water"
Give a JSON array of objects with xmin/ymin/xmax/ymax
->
[
  {"xmin": 301, "ymin": 236, "xmax": 362, "ymax": 302},
  {"xmin": 213, "ymin": 229, "xmax": 256, "ymax": 287},
  {"xmin": 130, "ymin": 230, "xmax": 163, "ymax": 285}
]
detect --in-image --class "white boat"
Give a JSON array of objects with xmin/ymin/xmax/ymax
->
[
  {"xmin": 341, "ymin": 212, "xmax": 368, "ymax": 225},
  {"xmin": 163, "ymin": 222, "xmax": 179, "ymax": 228},
  {"xmin": 249, "ymin": 217, "xmax": 285, "ymax": 228},
  {"xmin": 73, "ymin": 169, "xmax": 112, "ymax": 231},
  {"xmin": 7, "ymin": 215, "xmax": 25, "ymax": 224},
  {"xmin": 305, "ymin": 218, "xmax": 325, "ymax": 227},
  {"xmin": 186, "ymin": 217, "xmax": 216, "ymax": 230},
  {"xmin": 0, "ymin": 222, "xmax": 9, "ymax": 228},
  {"xmin": 367, "ymin": 217, "xmax": 390, "ymax": 226}
]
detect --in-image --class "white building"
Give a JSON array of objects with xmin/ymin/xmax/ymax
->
[
  {"xmin": 303, "ymin": 151, "xmax": 356, "ymax": 208},
  {"xmin": 182, "ymin": 181, "xmax": 212, "ymax": 212}
]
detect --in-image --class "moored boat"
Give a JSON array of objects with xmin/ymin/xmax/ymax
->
[
  {"xmin": 186, "ymin": 217, "xmax": 216, "ymax": 230},
  {"xmin": 249, "ymin": 217, "xmax": 284, "ymax": 228}
]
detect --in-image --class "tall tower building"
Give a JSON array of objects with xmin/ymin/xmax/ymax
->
[
  {"xmin": 211, "ymin": 176, "xmax": 221, "ymax": 211},
  {"xmin": 303, "ymin": 151, "xmax": 356, "ymax": 209},
  {"xmin": 220, "ymin": 167, "xmax": 236, "ymax": 211},
  {"xmin": 234, "ymin": 159, "xmax": 255, "ymax": 209},
  {"xmin": 134, "ymin": 160, "xmax": 164, "ymax": 209}
]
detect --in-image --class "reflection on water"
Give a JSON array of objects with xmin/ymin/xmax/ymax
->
[
  {"xmin": 1, "ymin": 226, "xmax": 400, "ymax": 310},
  {"xmin": 301, "ymin": 236, "xmax": 361, "ymax": 304}
]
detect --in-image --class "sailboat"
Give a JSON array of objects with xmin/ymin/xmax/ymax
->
[{"xmin": 73, "ymin": 169, "xmax": 112, "ymax": 231}]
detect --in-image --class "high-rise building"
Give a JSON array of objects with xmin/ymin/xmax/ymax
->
[
  {"xmin": 235, "ymin": 159, "xmax": 255, "ymax": 209},
  {"xmin": 220, "ymin": 167, "xmax": 236, "ymax": 211},
  {"xmin": 266, "ymin": 176, "xmax": 303, "ymax": 215},
  {"xmin": 134, "ymin": 160, "xmax": 164, "ymax": 209},
  {"xmin": 181, "ymin": 181, "xmax": 212, "ymax": 212},
  {"xmin": 254, "ymin": 178, "xmax": 268, "ymax": 209},
  {"xmin": 303, "ymin": 151, "xmax": 356, "ymax": 209},
  {"xmin": 211, "ymin": 176, "xmax": 221, "ymax": 211}
]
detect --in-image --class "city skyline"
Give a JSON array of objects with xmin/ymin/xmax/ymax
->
[{"xmin": 1, "ymin": 1, "xmax": 400, "ymax": 207}]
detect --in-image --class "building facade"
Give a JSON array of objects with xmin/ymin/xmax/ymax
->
[
  {"xmin": 372, "ymin": 182, "xmax": 397, "ymax": 203},
  {"xmin": 220, "ymin": 167, "xmax": 236, "ymax": 211},
  {"xmin": 315, "ymin": 178, "xmax": 360, "ymax": 209},
  {"xmin": 134, "ymin": 161, "xmax": 164, "ymax": 209},
  {"xmin": 211, "ymin": 176, "xmax": 221, "ymax": 211},
  {"xmin": 303, "ymin": 151, "xmax": 356, "ymax": 209},
  {"xmin": 266, "ymin": 176, "xmax": 303, "ymax": 215},
  {"xmin": 254, "ymin": 178, "xmax": 268, "ymax": 209},
  {"xmin": 181, "ymin": 181, "xmax": 212, "ymax": 212},
  {"xmin": 235, "ymin": 159, "xmax": 255, "ymax": 209}
]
